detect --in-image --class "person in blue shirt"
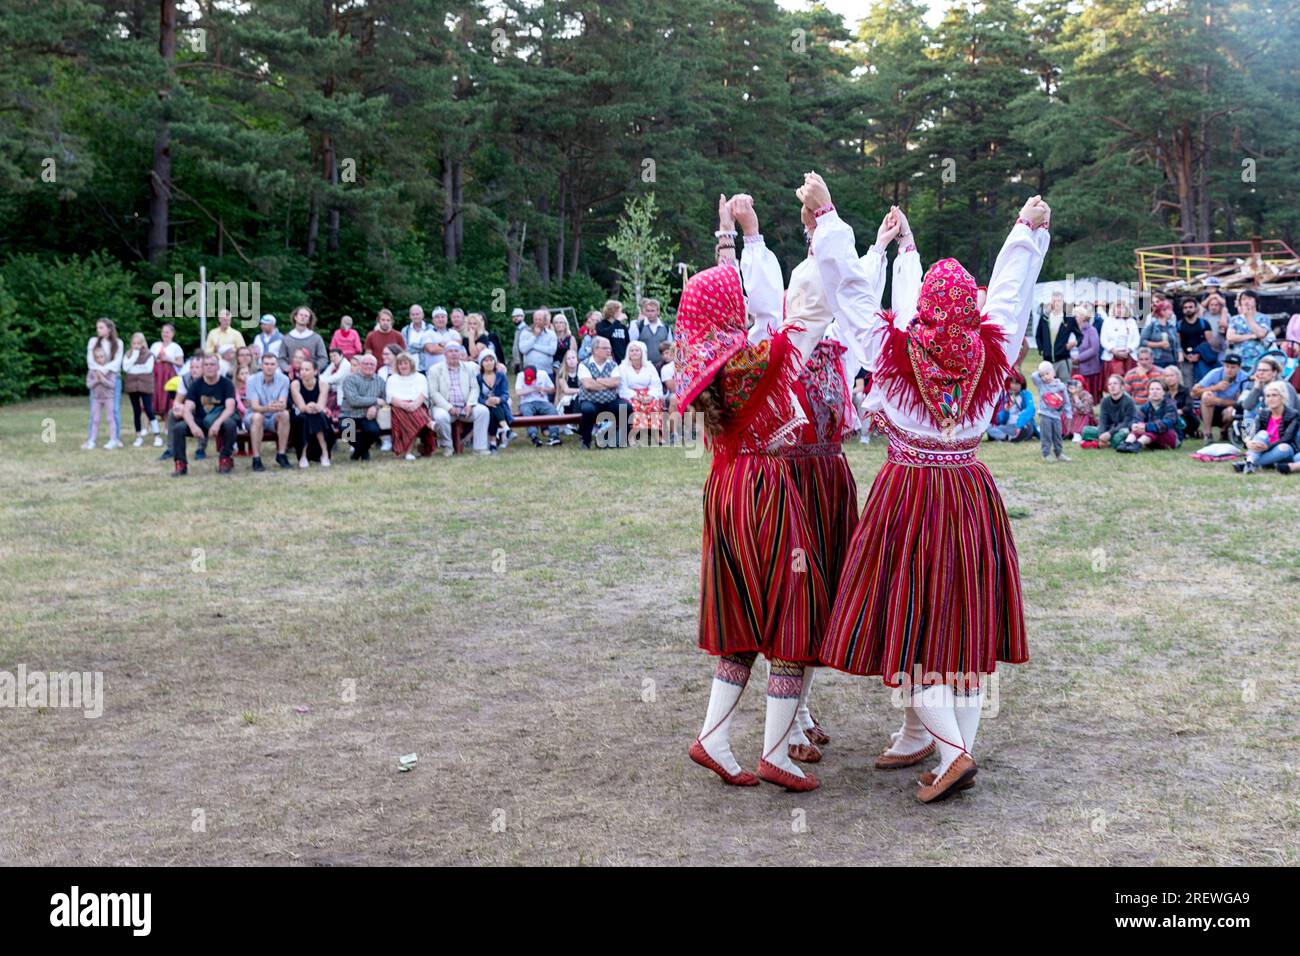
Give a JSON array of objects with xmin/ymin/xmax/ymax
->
[
  {"xmin": 986, "ymin": 375, "xmax": 1037, "ymax": 442},
  {"xmin": 1191, "ymin": 352, "xmax": 1250, "ymax": 443}
]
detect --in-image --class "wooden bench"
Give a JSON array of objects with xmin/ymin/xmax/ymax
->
[{"xmin": 236, "ymin": 412, "xmax": 584, "ymax": 455}]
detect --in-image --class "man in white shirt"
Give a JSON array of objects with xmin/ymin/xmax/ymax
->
[
  {"xmin": 629, "ymin": 298, "xmax": 670, "ymax": 371},
  {"xmin": 519, "ymin": 307, "xmax": 558, "ymax": 374},
  {"xmin": 425, "ymin": 307, "xmax": 460, "ymax": 368},
  {"xmin": 403, "ymin": 305, "xmax": 436, "ymax": 372},
  {"xmin": 428, "ymin": 340, "xmax": 489, "ymax": 455}
]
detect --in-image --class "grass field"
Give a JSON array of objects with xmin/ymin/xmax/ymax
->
[{"xmin": 1, "ymin": 395, "xmax": 1297, "ymax": 866}]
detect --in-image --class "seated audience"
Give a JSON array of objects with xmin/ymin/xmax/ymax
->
[
  {"xmin": 1161, "ymin": 365, "xmax": 1195, "ymax": 439},
  {"xmin": 1118, "ymin": 380, "xmax": 1180, "ymax": 452},
  {"xmin": 1066, "ymin": 374, "xmax": 1094, "ymax": 440},
  {"xmin": 384, "ymin": 352, "xmax": 436, "ymax": 460},
  {"xmin": 1237, "ymin": 382, "xmax": 1299, "ymax": 475},
  {"xmin": 577, "ymin": 335, "xmax": 626, "ymax": 449},
  {"xmin": 476, "ymin": 352, "xmax": 512, "ymax": 451},
  {"xmin": 986, "ymin": 374, "xmax": 1035, "ymax": 443},
  {"xmin": 554, "ymin": 350, "xmax": 582, "ymax": 421},
  {"xmin": 619, "ymin": 340, "xmax": 665, "ymax": 443},
  {"xmin": 464, "ymin": 312, "xmax": 501, "ymax": 364},
  {"xmin": 516, "ymin": 362, "xmax": 561, "ymax": 447},
  {"xmin": 1191, "ymin": 352, "xmax": 1249, "ymax": 443},
  {"xmin": 339, "ymin": 353, "xmax": 387, "ymax": 462},
  {"xmin": 1123, "ymin": 347, "xmax": 1162, "ymax": 405},
  {"xmin": 428, "ymin": 340, "xmax": 490, "ymax": 456},
  {"xmin": 170, "ymin": 354, "xmax": 237, "ymax": 476},
  {"xmin": 246, "ymin": 352, "xmax": 292, "ymax": 470},
  {"xmin": 290, "ymin": 358, "xmax": 332, "ymax": 468},
  {"xmin": 1097, "ymin": 374, "xmax": 1138, "ymax": 449}
]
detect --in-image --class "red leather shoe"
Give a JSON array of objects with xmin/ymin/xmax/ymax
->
[
  {"xmin": 757, "ymin": 759, "xmax": 820, "ymax": 792},
  {"xmin": 689, "ymin": 740, "xmax": 759, "ymax": 786},
  {"xmin": 788, "ymin": 742, "xmax": 822, "ymax": 763},
  {"xmin": 806, "ymin": 721, "xmax": 830, "ymax": 746}
]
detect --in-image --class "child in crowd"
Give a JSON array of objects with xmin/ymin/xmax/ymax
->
[
  {"xmin": 330, "ymin": 316, "xmax": 363, "ymax": 361},
  {"xmin": 83, "ymin": 346, "xmax": 118, "ymax": 450},
  {"xmin": 1118, "ymin": 379, "xmax": 1181, "ymax": 453},
  {"xmin": 122, "ymin": 332, "xmax": 156, "ymax": 447},
  {"xmin": 986, "ymin": 375, "xmax": 1036, "ymax": 442},
  {"xmin": 1066, "ymin": 374, "xmax": 1095, "ymax": 442},
  {"xmin": 1032, "ymin": 361, "xmax": 1072, "ymax": 461}
]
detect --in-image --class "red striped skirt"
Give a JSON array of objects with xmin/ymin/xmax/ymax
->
[
  {"xmin": 153, "ymin": 360, "xmax": 177, "ymax": 417},
  {"xmin": 787, "ymin": 444, "xmax": 858, "ymax": 602},
  {"xmin": 698, "ymin": 452, "xmax": 829, "ymax": 663},
  {"xmin": 818, "ymin": 430, "xmax": 1027, "ymax": 686},
  {"xmin": 391, "ymin": 405, "xmax": 436, "ymax": 455}
]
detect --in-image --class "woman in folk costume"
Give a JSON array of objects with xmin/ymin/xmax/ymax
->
[
  {"xmin": 682, "ymin": 194, "xmax": 832, "ymax": 793},
  {"xmin": 740, "ymin": 196, "xmax": 881, "ymax": 765},
  {"xmin": 803, "ymin": 172, "xmax": 1051, "ymax": 803}
]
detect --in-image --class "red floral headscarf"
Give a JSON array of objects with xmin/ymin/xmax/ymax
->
[
  {"xmin": 875, "ymin": 257, "xmax": 1010, "ymax": 430},
  {"xmin": 672, "ymin": 265, "xmax": 748, "ymax": 409}
]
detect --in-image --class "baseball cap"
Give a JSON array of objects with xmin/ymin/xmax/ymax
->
[{"xmin": 259, "ymin": 314, "xmax": 276, "ymax": 327}]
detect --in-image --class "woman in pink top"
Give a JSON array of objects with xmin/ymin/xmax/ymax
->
[{"xmin": 329, "ymin": 315, "xmax": 363, "ymax": 360}]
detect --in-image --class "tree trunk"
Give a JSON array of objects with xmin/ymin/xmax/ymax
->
[
  {"xmin": 506, "ymin": 220, "xmax": 522, "ymax": 289},
  {"xmin": 535, "ymin": 194, "xmax": 550, "ymax": 287},
  {"xmin": 442, "ymin": 149, "xmax": 457, "ymax": 264},
  {"xmin": 147, "ymin": 0, "xmax": 177, "ymax": 267},
  {"xmin": 325, "ymin": 134, "xmax": 339, "ymax": 253}
]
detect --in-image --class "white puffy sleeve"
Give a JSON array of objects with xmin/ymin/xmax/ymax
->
[
  {"xmin": 984, "ymin": 221, "xmax": 1050, "ymax": 363},
  {"xmin": 740, "ymin": 237, "xmax": 784, "ymax": 346},
  {"xmin": 810, "ymin": 210, "xmax": 887, "ymax": 371}
]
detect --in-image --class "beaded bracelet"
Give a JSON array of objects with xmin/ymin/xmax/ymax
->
[
  {"xmin": 813, "ymin": 204, "xmax": 836, "ymax": 219},
  {"xmin": 714, "ymin": 229, "xmax": 738, "ymax": 239},
  {"xmin": 742, "ymin": 233, "xmax": 765, "ymax": 245}
]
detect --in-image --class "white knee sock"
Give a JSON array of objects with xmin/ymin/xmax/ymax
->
[
  {"xmin": 955, "ymin": 687, "xmax": 984, "ymax": 755},
  {"xmin": 698, "ymin": 657, "xmax": 752, "ymax": 776},
  {"xmin": 762, "ymin": 662, "xmax": 806, "ymax": 777},
  {"xmin": 885, "ymin": 702, "xmax": 933, "ymax": 755},
  {"xmin": 911, "ymin": 684, "xmax": 967, "ymax": 778},
  {"xmin": 796, "ymin": 668, "xmax": 816, "ymax": 731}
]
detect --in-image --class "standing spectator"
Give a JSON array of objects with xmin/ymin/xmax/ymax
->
[
  {"xmin": 365, "ymin": 309, "xmax": 405, "ymax": 365},
  {"xmin": 515, "ymin": 364, "xmax": 561, "ymax": 447},
  {"xmin": 577, "ymin": 310, "xmax": 601, "ymax": 360},
  {"xmin": 1032, "ymin": 361, "xmax": 1072, "ymax": 462},
  {"xmin": 428, "ymin": 340, "xmax": 490, "ymax": 456},
  {"xmin": 450, "ymin": 308, "xmax": 466, "ymax": 336},
  {"xmin": 1120, "ymin": 380, "xmax": 1181, "ymax": 452},
  {"xmin": 619, "ymin": 340, "xmax": 665, "ymax": 442},
  {"xmin": 385, "ymin": 352, "xmax": 436, "ymax": 460},
  {"xmin": 1072, "ymin": 305, "xmax": 1103, "ymax": 400},
  {"xmin": 519, "ymin": 307, "xmax": 558, "ymax": 374},
  {"xmin": 577, "ymin": 336, "xmax": 624, "ymax": 449},
  {"xmin": 83, "ymin": 346, "xmax": 118, "ymax": 450},
  {"xmin": 1236, "ymin": 382, "xmax": 1299, "ymax": 474},
  {"xmin": 122, "ymin": 332, "xmax": 156, "ymax": 447},
  {"xmin": 251, "ymin": 314, "xmax": 287, "ymax": 371},
  {"xmin": 1283, "ymin": 312, "xmax": 1300, "ymax": 360},
  {"xmin": 1035, "ymin": 295, "xmax": 1078, "ymax": 382},
  {"xmin": 985, "ymin": 375, "xmax": 1036, "ymax": 442},
  {"xmin": 402, "ymin": 305, "xmax": 436, "ymax": 372},
  {"xmin": 1123, "ymin": 347, "xmax": 1163, "ymax": 405},
  {"xmin": 509, "ymin": 307, "xmax": 527, "ymax": 372},
  {"xmin": 1201, "ymin": 290, "xmax": 1232, "ymax": 357},
  {"xmin": 1191, "ymin": 352, "xmax": 1249, "ymax": 443},
  {"xmin": 1226, "ymin": 291, "xmax": 1272, "ymax": 373},
  {"xmin": 596, "ymin": 299, "xmax": 630, "ymax": 363},
  {"xmin": 170, "ymin": 354, "xmax": 236, "ymax": 476},
  {"xmin": 330, "ymin": 315, "xmax": 363, "ymax": 361},
  {"xmin": 1065, "ymin": 374, "xmax": 1095, "ymax": 440},
  {"xmin": 1162, "ymin": 365, "xmax": 1195, "ymax": 439},
  {"xmin": 150, "ymin": 322, "xmax": 183, "ymax": 445},
  {"xmin": 204, "ymin": 309, "xmax": 246, "ymax": 356},
  {"xmin": 425, "ymin": 307, "xmax": 460, "ymax": 368},
  {"xmin": 1097, "ymin": 374, "xmax": 1138, "ymax": 449},
  {"xmin": 630, "ymin": 298, "xmax": 670, "ymax": 371},
  {"xmin": 283, "ymin": 306, "xmax": 328, "ymax": 372},
  {"xmin": 1140, "ymin": 299, "xmax": 1180, "ymax": 366},
  {"xmin": 552, "ymin": 314, "xmax": 575, "ymax": 374},
  {"xmin": 290, "ymin": 359, "xmax": 332, "ymax": 468},
  {"xmin": 339, "ymin": 353, "xmax": 386, "ymax": 462},
  {"xmin": 1177, "ymin": 296, "xmax": 1217, "ymax": 387},
  {"xmin": 85, "ymin": 317, "xmax": 124, "ymax": 449},
  {"xmin": 476, "ymin": 352, "xmax": 512, "ymax": 451},
  {"xmin": 1100, "ymin": 299, "xmax": 1140, "ymax": 383},
  {"xmin": 245, "ymin": 352, "xmax": 292, "ymax": 470},
  {"xmin": 464, "ymin": 312, "xmax": 501, "ymax": 364}
]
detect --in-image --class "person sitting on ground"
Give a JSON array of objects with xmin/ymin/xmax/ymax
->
[
  {"xmin": 385, "ymin": 351, "xmax": 436, "ymax": 460},
  {"xmin": 339, "ymin": 353, "xmax": 386, "ymax": 462},
  {"xmin": 1066, "ymin": 374, "xmax": 1094, "ymax": 441},
  {"xmin": 290, "ymin": 358, "xmax": 332, "ymax": 468},
  {"xmin": 1097, "ymin": 373, "xmax": 1138, "ymax": 449},
  {"xmin": 429, "ymin": 339, "xmax": 491, "ymax": 456},
  {"xmin": 619, "ymin": 340, "xmax": 665, "ymax": 444},
  {"xmin": 330, "ymin": 315, "xmax": 363, "ymax": 361},
  {"xmin": 577, "ymin": 335, "xmax": 625, "ymax": 449},
  {"xmin": 515, "ymin": 360, "xmax": 561, "ymax": 447},
  {"xmin": 1191, "ymin": 352, "xmax": 1249, "ymax": 443},
  {"xmin": 1237, "ymin": 382, "xmax": 1299, "ymax": 475},
  {"xmin": 476, "ymin": 352, "xmax": 512, "ymax": 451},
  {"xmin": 365, "ymin": 308, "xmax": 405, "ymax": 365},
  {"xmin": 1237, "ymin": 354, "xmax": 1299, "ymax": 436},
  {"xmin": 170, "ymin": 354, "xmax": 237, "ymax": 476},
  {"xmin": 1119, "ymin": 380, "xmax": 1181, "ymax": 452},
  {"xmin": 1032, "ymin": 361, "xmax": 1072, "ymax": 462},
  {"xmin": 1161, "ymin": 365, "xmax": 1194, "ymax": 440},
  {"xmin": 245, "ymin": 352, "xmax": 292, "ymax": 470},
  {"xmin": 986, "ymin": 374, "xmax": 1036, "ymax": 442},
  {"xmin": 1123, "ymin": 346, "xmax": 1163, "ymax": 405}
]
